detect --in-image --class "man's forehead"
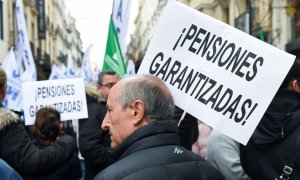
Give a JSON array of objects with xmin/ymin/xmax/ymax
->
[
  {"xmin": 101, "ymin": 75, "xmax": 118, "ymax": 84},
  {"xmin": 108, "ymin": 82, "xmax": 120, "ymax": 99},
  {"xmin": 103, "ymin": 74, "xmax": 118, "ymax": 80},
  {"xmin": 106, "ymin": 94, "xmax": 113, "ymax": 107}
]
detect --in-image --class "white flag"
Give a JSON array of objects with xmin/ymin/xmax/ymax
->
[
  {"xmin": 14, "ymin": 32, "xmax": 24, "ymax": 72},
  {"xmin": 80, "ymin": 45, "xmax": 93, "ymax": 85},
  {"xmin": 16, "ymin": 0, "xmax": 37, "ymax": 82},
  {"xmin": 49, "ymin": 64, "xmax": 60, "ymax": 80},
  {"xmin": 49, "ymin": 63, "xmax": 67, "ymax": 80},
  {"xmin": 65, "ymin": 52, "xmax": 76, "ymax": 78},
  {"xmin": 92, "ymin": 66, "xmax": 100, "ymax": 84},
  {"xmin": 112, "ymin": 0, "xmax": 132, "ymax": 54},
  {"xmin": 126, "ymin": 59, "xmax": 136, "ymax": 75},
  {"xmin": 2, "ymin": 48, "xmax": 23, "ymax": 111}
]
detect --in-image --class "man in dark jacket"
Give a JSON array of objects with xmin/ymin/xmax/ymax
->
[
  {"xmin": 79, "ymin": 71, "xmax": 118, "ymax": 179},
  {"xmin": 0, "ymin": 67, "xmax": 77, "ymax": 176},
  {"xmin": 240, "ymin": 60, "xmax": 300, "ymax": 179},
  {"xmin": 94, "ymin": 75, "xmax": 224, "ymax": 180}
]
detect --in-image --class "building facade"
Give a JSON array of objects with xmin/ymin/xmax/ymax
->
[
  {"xmin": 0, "ymin": 0, "xmax": 8, "ymax": 61},
  {"xmin": 0, "ymin": 0, "xmax": 82, "ymax": 80},
  {"xmin": 127, "ymin": 0, "xmax": 168, "ymax": 62},
  {"xmin": 285, "ymin": 0, "xmax": 300, "ymax": 58}
]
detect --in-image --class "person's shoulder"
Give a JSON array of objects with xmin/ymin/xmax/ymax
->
[
  {"xmin": 93, "ymin": 160, "xmax": 125, "ymax": 180},
  {"xmin": 95, "ymin": 147, "xmax": 158, "ymax": 179},
  {"xmin": 209, "ymin": 130, "xmax": 236, "ymax": 145},
  {"xmin": 165, "ymin": 146, "xmax": 225, "ymax": 179},
  {"xmin": 195, "ymin": 160, "xmax": 225, "ymax": 179},
  {"xmin": 86, "ymin": 100, "xmax": 106, "ymax": 113},
  {"xmin": 94, "ymin": 148, "xmax": 225, "ymax": 180},
  {"xmin": 0, "ymin": 159, "xmax": 23, "ymax": 180}
]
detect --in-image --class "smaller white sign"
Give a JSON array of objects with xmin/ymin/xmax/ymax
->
[{"xmin": 22, "ymin": 78, "xmax": 88, "ymax": 125}]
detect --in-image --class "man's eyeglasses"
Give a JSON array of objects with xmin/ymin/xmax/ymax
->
[{"xmin": 98, "ymin": 82, "xmax": 117, "ymax": 88}]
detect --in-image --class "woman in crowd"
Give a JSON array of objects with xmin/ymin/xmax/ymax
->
[{"xmin": 26, "ymin": 107, "xmax": 82, "ymax": 179}]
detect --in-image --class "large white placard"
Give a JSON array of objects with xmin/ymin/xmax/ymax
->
[
  {"xmin": 137, "ymin": 1, "xmax": 295, "ymax": 145},
  {"xmin": 22, "ymin": 78, "xmax": 88, "ymax": 125}
]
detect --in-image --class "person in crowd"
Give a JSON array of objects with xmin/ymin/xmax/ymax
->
[
  {"xmin": 62, "ymin": 120, "xmax": 76, "ymax": 138},
  {"xmin": 0, "ymin": 67, "xmax": 77, "ymax": 177},
  {"xmin": 25, "ymin": 107, "xmax": 82, "ymax": 179},
  {"xmin": 207, "ymin": 130, "xmax": 251, "ymax": 180},
  {"xmin": 74, "ymin": 83, "xmax": 99, "ymax": 179},
  {"xmin": 0, "ymin": 159, "xmax": 23, "ymax": 180},
  {"xmin": 240, "ymin": 60, "xmax": 300, "ymax": 179},
  {"xmin": 192, "ymin": 120, "xmax": 212, "ymax": 159},
  {"xmin": 135, "ymin": 58, "xmax": 199, "ymax": 151},
  {"xmin": 79, "ymin": 71, "xmax": 118, "ymax": 179},
  {"xmin": 31, "ymin": 107, "xmax": 64, "ymax": 148},
  {"xmin": 94, "ymin": 75, "xmax": 225, "ymax": 180},
  {"xmin": 174, "ymin": 106, "xmax": 199, "ymax": 150}
]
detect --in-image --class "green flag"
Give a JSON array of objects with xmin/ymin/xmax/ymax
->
[{"xmin": 102, "ymin": 16, "xmax": 126, "ymax": 78}]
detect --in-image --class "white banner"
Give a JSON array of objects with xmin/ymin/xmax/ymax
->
[
  {"xmin": 65, "ymin": 52, "xmax": 76, "ymax": 78},
  {"xmin": 2, "ymin": 48, "xmax": 23, "ymax": 111},
  {"xmin": 16, "ymin": 0, "xmax": 37, "ymax": 82},
  {"xmin": 49, "ymin": 64, "xmax": 67, "ymax": 80},
  {"xmin": 15, "ymin": 32, "xmax": 24, "ymax": 72},
  {"xmin": 126, "ymin": 59, "xmax": 136, "ymax": 75},
  {"xmin": 137, "ymin": 1, "xmax": 295, "ymax": 145},
  {"xmin": 80, "ymin": 45, "xmax": 93, "ymax": 85},
  {"xmin": 92, "ymin": 66, "xmax": 100, "ymax": 83},
  {"xmin": 22, "ymin": 78, "xmax": 88, "ymax": 125},
  {"xmin": 113, "ymin": 0, "xmax": 131, "ymax": 54}
]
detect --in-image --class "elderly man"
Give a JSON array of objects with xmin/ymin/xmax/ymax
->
[{"xmin": 94, "ymin": 75, "xmax": 224, "ymax": 180}]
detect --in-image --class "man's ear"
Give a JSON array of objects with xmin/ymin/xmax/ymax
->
[
  {"xmin": 96, "ymin": 83, "xmax": 101, "ymax": 90},
  {"xmin": 129, "ymin": 100, "xmax": 145, "ymax": 125},
  {"xmin": 289, "ymin": 79, "xmax": 300, "ymax": 91}
]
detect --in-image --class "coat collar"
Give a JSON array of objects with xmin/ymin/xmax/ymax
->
[
  {"xmin": 0, "ymin": 108, "xmax": 19, "ymax": 131},
  {"xmin": 112, "ymin": 120, "xmax": 181, "ymax": 160}
]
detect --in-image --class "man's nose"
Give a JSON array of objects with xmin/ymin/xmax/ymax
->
[{"xmin": 101, "ymin": 113, "xmax": 109, "ymax": 130}]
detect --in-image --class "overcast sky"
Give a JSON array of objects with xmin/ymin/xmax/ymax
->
[{"xmin": 65, "ymin": 0, "xmax": 137, "ymax": 70}]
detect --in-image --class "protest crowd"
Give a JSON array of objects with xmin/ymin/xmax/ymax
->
[
  {"xmin": 1, "ymin": 1, "xmax": 300, "ymax": 180},
  {"xmin": 1, "ymin": 59, "xmax": 300, "ymax": 180}
]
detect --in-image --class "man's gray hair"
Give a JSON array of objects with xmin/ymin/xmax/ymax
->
[{"xmin": 119, "ymin": 75, "xmax": 175, "ymax": 122}]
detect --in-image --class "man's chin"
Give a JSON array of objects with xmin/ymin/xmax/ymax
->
[{"xmin": 111, "ymin": 142, "xmax": 117, "ymax": 149}]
